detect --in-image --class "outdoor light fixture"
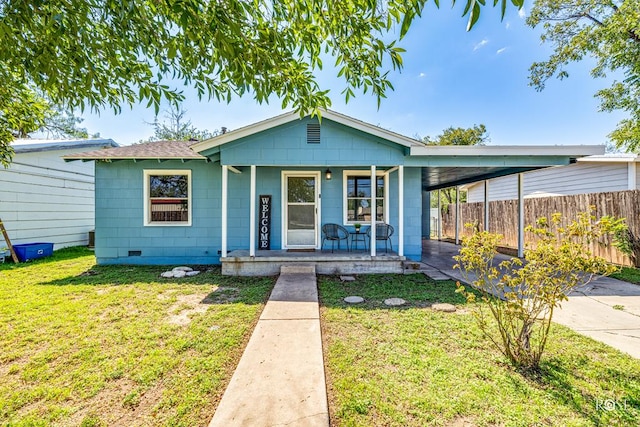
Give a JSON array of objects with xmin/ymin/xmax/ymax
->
[{"xmin": 325, "ymin": 169, "xmax": 332, "ymax": 180}]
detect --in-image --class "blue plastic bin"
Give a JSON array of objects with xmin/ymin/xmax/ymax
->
[{"xmin": 13, "ymin": 243, "xmax": 54, "ymax": 262}]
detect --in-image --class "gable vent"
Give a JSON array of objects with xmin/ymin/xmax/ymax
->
[{"xmin": 307, "ymin": 123, "xmax": 320, "ymax": 144}]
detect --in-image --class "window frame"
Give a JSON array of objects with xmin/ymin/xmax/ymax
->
[
  {"xmin": 143, "ymin": 169, "xmax": 192, "ymax": 227},
  {"xmin": 342, "ymin": 170, "xmax": 388, "ymax": 225}
]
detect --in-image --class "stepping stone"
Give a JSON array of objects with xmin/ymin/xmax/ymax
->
[
  {"xmin": 186, "ymin": 270, "xmax": 201, "ymax": 277},
  {"xmin": 422, "ymin": 271, "xmax": 451, "ymax": 281},
  {"xmin": 172, "ymin": 270, "xmax": 187, "ymax": 278},
  {"xmin": 340, "ymin": 275, "xmax": 356, "ymax": 282},
  {"xmin": 161, "ymin": 271, "xmax": 174, "ymax": 278},
  {"xmin": 173, "ymin": 266, "xmax": 193, "ymax": 272},
  {"xmin": 344, "ymin": 296, "xmax": 364, "ymax": 304},
  {"xmin": 384, "ymin": 298, "xmax": 406, "ymax": 306},
  {"xmin": 432, "ymin": 303, "xmax": 456, "ymax": 313}
]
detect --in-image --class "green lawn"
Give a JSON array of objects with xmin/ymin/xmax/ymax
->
[
  {"xmin": 611, "ymin": 266, "xmax": 640, "ymax": 285},
  {"xmin": 0, "ymin": 248, "xmax": 274, "ymax": 427},
  {"xmin": 319, "ymin": 274, "xmax": 640, "ymax": 427}
]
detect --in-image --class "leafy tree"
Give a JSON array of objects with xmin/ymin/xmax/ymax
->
[
  {"xmin": 143, "ymin": 107, "xmax": 218, "ymax": 142},
  {"xmin": 423, "ymin": 124, "xmax": 489, "ymax": 146},
  {"xmin": 422, "ymin": 124, "xmax": 488, "ymax": 209},
  {"xmin": 455, "ymin": 210, "xmax": 622, "ymax": 370},
  {"xmin": 0, "ymin": 0, "xmax": 523, "ymax": 164},
  {"xmin": 32, "ymin": 107, "xmax": 96, "ymax": 140},
  {"xmin": 527, "ymin": 0, "xmax": 640, "ymax": 152}
]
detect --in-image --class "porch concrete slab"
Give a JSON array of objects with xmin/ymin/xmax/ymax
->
[{"xmin": 209, "ymin": 269, "xmax": 329, "ymax": 427}]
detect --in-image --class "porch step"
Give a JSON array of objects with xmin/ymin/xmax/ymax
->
[{"xmin": 280, "ymin": 264, "xmax": 316, "ymax": 274}]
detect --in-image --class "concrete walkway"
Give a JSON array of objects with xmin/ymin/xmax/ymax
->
[
  {"xmin": 422, "ymin": 240, "xmax": 640, "ymax": 358},
  {"xmin": 209, "ymin": 265, "xmax": 329, "ymax": 427}
]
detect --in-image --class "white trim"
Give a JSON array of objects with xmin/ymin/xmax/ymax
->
[
  {"xmin": 455, "ymin": 186, "xmax": 460, "ymax": 245},
  {"xmin": 484, "ymin": 180, "xmax": 489, "ymax": 232},
  {"xmin": 143, "ymin": 169, "xmax": 192, "ymax": 227},
  {"xmin": 228, "ymin": 166, "xmax": 243, "ymax": 174},
  {"xmin": 191, "ymin": 109, "xmax": 421, "ymax": 153},
  {"xmin": 342, "ymin": 170, "xmax": 388, "ymax": 225},
  {"xmin": 437, "ymin": 189, "xmax": 442, "ymax": 240},
  {"xmin": 221, "ymin": 166, "xmax": 228, "ymax": 257},
  {"xmin": 518, "ymin": 173, "xmax": 524, "ymax": 258},
  {"xmin": 398, "ymin": 165, "xmax": 404, "ymax": 257},
  {"xmin": 410, "ymin": 145, "xmax": 605, "ymax": 157},
  {"xmin": 628, "ymin": 162, "xmax": 637, "ymax": 190},
  {"xmin": 370, "ymin": 165, "xmax": 376, "ymax": 257},
  {"xmin": 281, "ymin": 171, "xmax": 321, "ymax": 249},
  {"xmin": 250, "ymin": 165, "xmax": 256, "ymax": 257}
]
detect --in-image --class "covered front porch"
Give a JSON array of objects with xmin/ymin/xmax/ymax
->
[{"xmin": 221, "ymin": 249, "xmax": 407, "ymax": 276}]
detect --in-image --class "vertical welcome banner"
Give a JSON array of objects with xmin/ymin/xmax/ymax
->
[{"xmin": 259, "ymin": 195, "xmax": 271, "ymax": 250}]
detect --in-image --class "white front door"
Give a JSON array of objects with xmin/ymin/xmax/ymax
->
[{"xmin": 283, "ymin": 172, "xmax": 320, "ymax": 248}]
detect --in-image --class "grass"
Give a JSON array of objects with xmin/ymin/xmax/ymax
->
[
  {"xmin": 319, "ymin": 274, "xmax": 640, "ymax": 427},
  {"xmin": 0, "ymin": 247, "xmax": 274, "ymax": 427},
  {"xmin": 611, "ymin": 266, "xmax": 640, "ymax": 285}
]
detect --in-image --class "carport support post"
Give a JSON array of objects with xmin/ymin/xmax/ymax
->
[
  {"xmin": 221, "ymin": 165, "xmax": 228, "ymax": 258},
  {"xmin": 249, "ymin": 165, "xmax": 256, "ymax": 257},
  {"xmin": 518, "ymin": 173, "xmax": 524, "ymax": 258},
  {"xmin": 398, "ymin": 165, "xmax": 404, "ymax": 256},
  {"xmin": 484, "ymin": 180, "xmax": 489, "ymax": 232},
  {"xmin": 437, "ymin": 189, "xmax": 442, "ymax": 240},
  {"xmin": 455, "ymin": 186, "xmax": 460, "ymax": 245},
  {"xmin": 370, "ymin": 165, "xmax": 376, "ymax": 257}
]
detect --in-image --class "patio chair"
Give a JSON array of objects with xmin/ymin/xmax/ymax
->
[
  {"xmin": 366, "ymin": 223, "xmax": 394, "ymax": 253},
  {"xmin": 321, "ymin": 223, "xmax": 349, "ymax": 253}
]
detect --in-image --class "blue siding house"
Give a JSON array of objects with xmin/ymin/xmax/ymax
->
[{"xmin": 66, "ymin": 110, "xmax": 601, "ymax": 274}]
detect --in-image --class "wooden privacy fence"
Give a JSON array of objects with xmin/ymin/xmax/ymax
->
[{"xmin": 440, "ymin": 190, "xmax": 640, "ymax": 266}]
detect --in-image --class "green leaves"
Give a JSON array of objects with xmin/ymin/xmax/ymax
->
[
  {"xmin": 0, "ymin": 0, "xmax": 525, "ymax": 164},
  {"xmin": 527, "ymin": 0, "xmax": 640, "ymax": 152},
  {"xmin": 455, "ymin": 209, "xmax": 621, "ymax": 369}
]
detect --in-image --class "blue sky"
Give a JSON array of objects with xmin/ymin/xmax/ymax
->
[{"xmin": 81, "ymin": 2, "xmax": 623, "ymax": 147}]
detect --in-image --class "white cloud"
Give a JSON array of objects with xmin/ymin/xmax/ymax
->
[
  {"xmin": 419, "ymin": 72, "xmax": 426, "ymax": 78},
  {"xmin": 473, "ymin": 39, "xmax": 489, "ymax": 51},
  {"xmin": 505, "ymin": 21, "xmax": 511, "ymax": 29},
  {"xmin": 497, "ymin": 47, "xmax": 507, "ymax": 55},
  {"xmin": 518, "ymin": 8, "xmax": 526, "ymax": 19}
]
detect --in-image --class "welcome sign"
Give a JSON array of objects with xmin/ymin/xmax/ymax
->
[{"xmin": 259, "ymin": 195, "xmax": 271, "ymax": 250}]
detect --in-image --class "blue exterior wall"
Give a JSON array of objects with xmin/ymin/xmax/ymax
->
[
  {"xmin": 95, "ymin": 160, "xmax": 222, "ymax": 265},
  {"xmin": 94, "ymin": 118, "xmax": 424, "ymax": 265},
  {"xmin": 204, "ymin": 117, "xmax": 409, "ymax": 166}
]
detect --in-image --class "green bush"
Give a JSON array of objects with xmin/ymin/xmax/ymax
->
[{"xmin": 455, "ymin": 210, "xmax": 621, "ymax": 370}]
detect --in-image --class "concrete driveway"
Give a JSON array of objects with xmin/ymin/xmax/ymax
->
[{"xmin": 422, "ymin": 240, "xmax": 640, "ymax": 359}]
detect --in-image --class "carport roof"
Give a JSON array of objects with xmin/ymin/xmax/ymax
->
[{"xmin": 411, "ymin": 145, "xmax": 605, "ymax": 191}]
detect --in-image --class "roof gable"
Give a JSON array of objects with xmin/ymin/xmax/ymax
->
[{"xmin": 191, "ymin": 109, "xmax": 422, "ymax": 154}]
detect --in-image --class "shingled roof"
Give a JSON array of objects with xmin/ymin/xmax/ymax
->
[{"xmin": 63, "ymin": 140, "xmax": 207, "ymax": 161}]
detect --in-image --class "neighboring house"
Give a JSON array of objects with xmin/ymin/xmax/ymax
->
[
  {"xmin": 64, "ymin": 110, "xmax": 599, "ymax": 269},
  {"xmin": 464, "ymin": 154, "xmax": 640, "ymax": 202},
  {"xmin": 1, "ymin": 138, "xmax": 118, "ymax": 249}
]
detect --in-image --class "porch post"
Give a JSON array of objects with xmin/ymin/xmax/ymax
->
[
  {"xmin": 221, "ymin": 165, "xmax": 228, "ymax": 257},
  {"xmin": 249, "ymin": 165, "xmax": 256, "ymax": 257},
  {"xmin": 437, "ymin": 189, "xmax": 442, "ymax": 240},
  {"xmin": 370, "ymin": 165, "xmax": 376, "ymax": 256},
  {"xmin": 398, "ymin": 165, "xmax": 404, "ymax": 256},
  {"xmin": 455, "ymin": 186, "xmax": 460, "ymax": 245},
  {"xmin": 484, "ymin": 180, "xmax": 489, "ymax": 232},
  {"xmin": 518, "ymin": 173, "xmax": 524, "ymax": 258}
]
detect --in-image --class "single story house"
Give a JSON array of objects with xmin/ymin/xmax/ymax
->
[
  {"xmin": 65, "ymin": 110, "xmax": 601, "ymax": 275},
  {"xmin": 463, "ymin": 154, "xmax": 640, "ymax": 202},
  {"xmin": 1, "ymin": 138, "xmax": 118, "ymax": 249}
]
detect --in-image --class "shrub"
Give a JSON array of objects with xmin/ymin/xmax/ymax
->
[{"xmin": 454, "ymin": 210, "xmax": 621, "ymax": 370}]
